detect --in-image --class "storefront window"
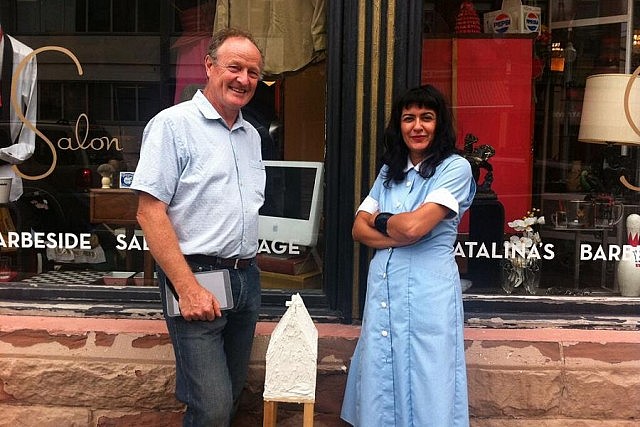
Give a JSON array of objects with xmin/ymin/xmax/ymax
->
[
  {"xmin": 422, "ymin": 1, "xmax": 640, "ymax": 298},
  {"xmin": 1, "ymin": 1, "xmax": 327, "ymax": 300}
]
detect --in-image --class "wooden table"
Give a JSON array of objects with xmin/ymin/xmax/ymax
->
[{"xmin": 89, "ymin": 189, "xmax": 155, "ymax": 285}]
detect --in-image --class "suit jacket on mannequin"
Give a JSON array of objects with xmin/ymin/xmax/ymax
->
[
  {"xmin": 0, "ymin": 32, "xmax": 37, "ymax": 201},
  {"xmin": 213, "ymin": 0, "xmax": 326, "ymax": 75}
]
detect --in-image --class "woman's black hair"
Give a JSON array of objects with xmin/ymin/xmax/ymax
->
[{"xmin": 380, "ymin": 84, "xmax": 457, "ymax": 186}]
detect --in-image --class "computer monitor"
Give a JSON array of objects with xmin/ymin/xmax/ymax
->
[{"xmin": 259, "ymin": 160, "xmax": 324, "ymax": 248}]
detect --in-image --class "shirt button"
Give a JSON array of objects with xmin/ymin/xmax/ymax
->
[
  {"xmin": 380, "ymin": 301, "xmax": 387, "ymax": 308},
  {"xmin": 406, "ymin": 181, "xmax": 411, "ymax": 187},
  {"xmin": 381, "ymin": 330, "xmax": 388, "ymax": 337},
  {"xmin": 382, "ymin": 272, "xmax": 387, "ymax": 279}
]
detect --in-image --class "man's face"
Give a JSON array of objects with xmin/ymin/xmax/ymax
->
[{"xmin": 205, "ymin": 37, "xmax": 263, "ymax": 117}]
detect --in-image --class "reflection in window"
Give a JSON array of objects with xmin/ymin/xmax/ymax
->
[
  {"xmin": 87, "ymin": 0, "xmax": 111, "ymax": 32},
  {"xmin": 420, "ymin": 1, "xmax": 640, "ymax": 297},
  {"xmin": 3, "ymin": 0, "xmax": 327, "ymax": 297}
]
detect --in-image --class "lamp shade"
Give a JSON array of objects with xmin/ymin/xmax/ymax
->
[{"xmin": 578, "ymin": 73, "xmax": 640, "ymax": 145}]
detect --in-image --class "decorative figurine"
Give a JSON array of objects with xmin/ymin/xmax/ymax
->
[{"xmin": 463, "ymin": 133, "xmax": 496, "ymax": 194}]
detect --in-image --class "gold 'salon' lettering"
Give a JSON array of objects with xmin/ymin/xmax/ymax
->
[
  {"xmin": 57, "ymin": 113, "xmax": 122, "ymax": 152},
  {"xmin": 11, "ymin": 46, "xmax": 84, "ymax": 180}
]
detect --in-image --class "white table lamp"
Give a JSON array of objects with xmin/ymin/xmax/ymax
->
[{"xmin": 578, "ymin": 72, "xmax": 640, "ymax": 191}]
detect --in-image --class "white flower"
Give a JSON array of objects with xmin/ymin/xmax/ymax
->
[
  {"xmin": 508, "ymin": 235, "xmax": 533, "ymax": 248},
  {"xmin": 508, "ymin": 215, "xmax": 545, "ymax": 233},
  {"xmin": 507, "ymin": 219, "xmax": 528, "ymax": 231}
]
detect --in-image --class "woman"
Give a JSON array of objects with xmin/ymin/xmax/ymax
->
[{"xmin": 341, "ymin": 85, "xmax": 476, "ymax": 426}]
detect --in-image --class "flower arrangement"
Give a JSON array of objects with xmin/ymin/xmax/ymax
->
[
  {"xmin": 506, "ymin": 208, "xmax": 545, "ymax": 263},
  {"xmin": 502, "ymin": 209, "xmax": 545, "ymax": 293}
]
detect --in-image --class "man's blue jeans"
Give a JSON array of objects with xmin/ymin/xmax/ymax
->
[{"xmin": 158, "ymin": 260, "xmax": 261, "ymax": 427}]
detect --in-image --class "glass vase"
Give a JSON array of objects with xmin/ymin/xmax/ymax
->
[{"xmin": 501, "ymin": 258, "xmax": 540, "ymax": 295}]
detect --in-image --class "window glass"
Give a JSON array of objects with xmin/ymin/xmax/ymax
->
[
  {"xmin": 88, "ymin": 84, "xmax": 112, "ymax": 122},
  {"xmin": 63, "ymin": 82, "xmax": 87, "ymax": 119},
  {"xmin": 39, "ymin": 83, "xmax": 63, "ymax": 121},
  {"xmin": 138, "ymin": 0, "xmax": 161, "ymax": 33},
  {"xmin": 87, "ymin": 0, "xmax": 110, "ymax": 32},
  {"xmin": 75, "ymin": 0, "xmax": 87, "ymax": 32},
  {"xmin": 422, "ymin": 1, "xmax": 640, "ymax": 298},
  {"xmin": 113, "ymin": 0, "xmax": 135, "ymax": 33},
  {"xmin": 3, "ymin": 1, "xmax": 327, "ymax": 295},
  {"xmin": 551, "ymin": 0, "xmax": 628, "ymax": 23}
]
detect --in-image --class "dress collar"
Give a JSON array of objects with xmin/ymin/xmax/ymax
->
[{"xmin": 403, "ymin": 157, "xmax": 423, "ymax": 173}]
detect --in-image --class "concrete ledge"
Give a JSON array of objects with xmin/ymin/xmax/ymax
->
[
  {"xmin": 4, "ymin": 314, "xmax": 639, "ymax": 342},
  {"xmin": 1, "ymin": 315, "xmax": 639, "ymax": 426}
]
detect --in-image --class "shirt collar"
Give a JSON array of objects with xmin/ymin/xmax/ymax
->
[
  {"xmin": 403, "ymin": 156, "xmax": 423, "ymax": 173},
  {"xmin": 192, "ymin": 90, "xmax": 248, "ymax": 131}
]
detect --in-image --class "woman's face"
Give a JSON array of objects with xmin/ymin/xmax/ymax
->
[{"xmin": 400, "ymin": 104, "xmax": 437, "ymax": 165}]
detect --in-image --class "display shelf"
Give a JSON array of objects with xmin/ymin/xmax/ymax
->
[{"xmin": 260, "ymin": 270, "xmax": 321, "ymax": 290}]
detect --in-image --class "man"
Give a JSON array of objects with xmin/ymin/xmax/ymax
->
[{"xmin": 131, "ymin": 28, "xmax": 265, "ymax": 426}]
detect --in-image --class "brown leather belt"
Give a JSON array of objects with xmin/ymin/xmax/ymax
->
[{"xmin": 185, "ymin": 254, "xmax": 254, "ymax": 270}]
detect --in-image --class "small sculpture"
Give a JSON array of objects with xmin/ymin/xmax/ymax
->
[
  {"xmin": 97, "ymin": 163, "xmax": 115, "ymax": 189},
  {"xmin": 463, "ymin": 133, "xmax": 495, "ymax": 194},
  {"xmin": 263, "ymin": 293, "xmax": 317, "ymax": 426},
  {"xmin": 263, "ymin": 293, "xmax": 317, "ymax": 401}
]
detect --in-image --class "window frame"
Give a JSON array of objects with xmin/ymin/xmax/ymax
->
[
  {"xmin": 2, "ymin": 1, "xmax": 640, "ymax": 328},
  {"xmin": 1, "ymin": 0, "xmax": 341, "ymax": 321}
]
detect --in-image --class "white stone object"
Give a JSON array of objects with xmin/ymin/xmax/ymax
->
[
  {"xmin": 263, "ymin": 293, "xmax": 318, "ymax": 402},
  {"xmin": 617, "ymin": 214, "xmax": 640, "ymax": 296}
]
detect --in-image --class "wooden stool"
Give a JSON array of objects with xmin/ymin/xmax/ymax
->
[{"xmin": 263, "ymin": 398, "xmax": 314, "ymax": 427}]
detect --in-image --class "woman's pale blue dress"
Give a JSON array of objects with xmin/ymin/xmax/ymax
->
[{"xmin": 341, "ymin": 154, "xmax": 476, "ymax": 427}]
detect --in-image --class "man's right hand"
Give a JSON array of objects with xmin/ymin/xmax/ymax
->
[{"xmin": 178, "ymin": 282, "xmax": 223, "ymax": 321}]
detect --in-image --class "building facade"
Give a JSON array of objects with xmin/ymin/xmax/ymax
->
[
  {"xmin": 1, "ymin": 0, "xmax": 639, "ymax": 323},
  {"xmin": 0, "ymin": 0, "xmax": 639, "ymax": 424}
]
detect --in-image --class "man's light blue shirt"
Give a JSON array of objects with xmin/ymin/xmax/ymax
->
[{"xmin": 131, "ymin": 90, "xmax": 265, "ymax": 258}]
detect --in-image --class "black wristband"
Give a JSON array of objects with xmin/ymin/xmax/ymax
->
[{"xmin": 374, "ymin": 212, "xmax": 393, "ymax": 236}]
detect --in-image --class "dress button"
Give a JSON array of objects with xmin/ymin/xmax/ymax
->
[{"xmin": 381, "ymin": 330, "xmax": 388, "ymax": 337}]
